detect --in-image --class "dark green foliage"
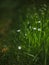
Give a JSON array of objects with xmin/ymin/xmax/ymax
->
[{"xmin": 0, "ymin": 0, "xmax": 49, "ymax": 65}]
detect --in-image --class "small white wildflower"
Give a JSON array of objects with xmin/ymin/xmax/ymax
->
[
  {"xmin": 33, "ymin": 27, "xmax": 37, "ymax": 30},
  {"xmin": 18, "ymin": 46, "xmax": 21, "ymax": 50},
  {"xmin": 17, "ymin": 29, "xmax": 21, "ymax": 32},
  {"xmin": 38, "ymin": 28, "xmax": 41, "ymax": 31},
  {"xmin": 38, "ymin": 21, "xmax": 41, "ymax": 23},
  {"xmin": 25, "ymin": 33, "xmax": 27, "ymax": 36}
]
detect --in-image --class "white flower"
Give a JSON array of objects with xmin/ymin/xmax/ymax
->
[
  {"xmin": 25, "ymin": 33, "xmax": 27, "ymax": 36},
  {"xmin": 17, "ymin": 29, "xmax": 21, "ymax": 32},
  {"xmin": 18, "ymin": 46, "xmax": 21, "ymax": 50},
  {"xmin": 33, "ymin": 27, "xmax": 37, "ymax": 30},
  {"xmin": 38, "ymin": 21, "xmax": 41, "ymax": 23},
  {"xmin": 38, "ymin": 28, "xmax": 41, "ymax": 31}
]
